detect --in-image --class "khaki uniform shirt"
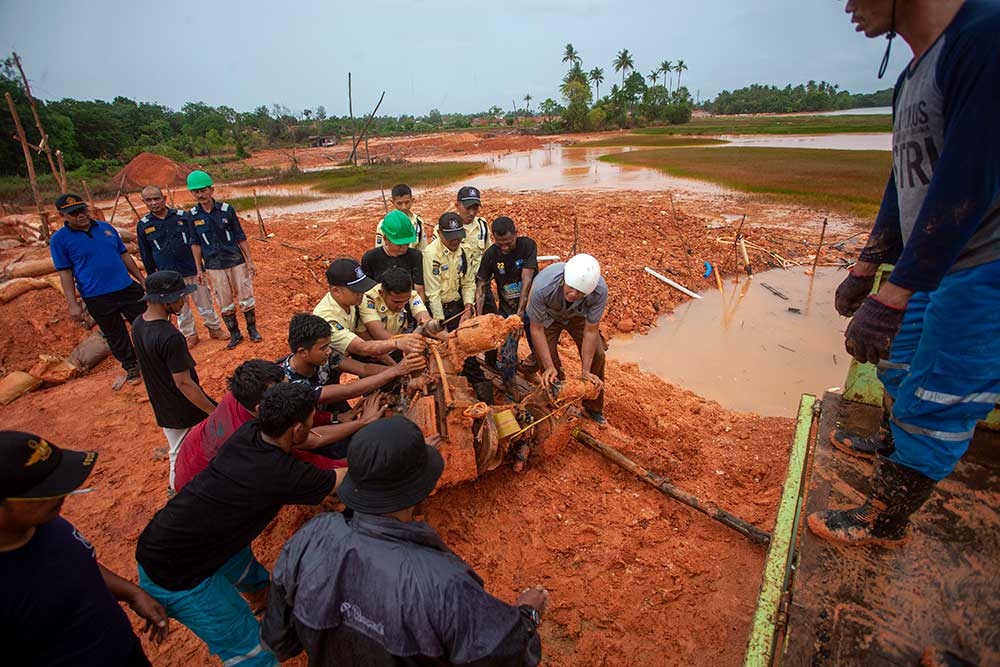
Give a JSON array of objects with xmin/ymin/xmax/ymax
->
[
  {"xmin": 422, "ymin": 238, "xmax": 476, "ymax": 320},
  {"xmin": 375, "ymin": 212, "xmax": 426, "ymax": 250},
  {"xmin": 359, "ymin": 287, "xmax": 428, "ymax": 336},
  {"xmin": 313, "ymin": 292, "xmax": 367, "ymax": 354}
]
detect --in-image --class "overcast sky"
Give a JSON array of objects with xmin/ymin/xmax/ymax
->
[{"xmin": 1, "ymin": 0, "xmax": 909, "ymax": 116}]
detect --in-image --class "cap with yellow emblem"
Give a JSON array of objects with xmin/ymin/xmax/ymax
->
[
  {"xmin": 0, "ymin": 431, "xmax": 97, "ymax": 501},
  {"xmin": 54, "ymin": 193, "xmax": 88, "ymax": 214}
]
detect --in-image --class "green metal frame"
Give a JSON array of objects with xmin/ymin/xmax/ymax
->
[{"xmin": 743, "ymin": 394, "xmax": 817, "ymax": 667}]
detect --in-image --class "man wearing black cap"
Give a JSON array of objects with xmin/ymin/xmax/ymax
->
[
  {"xmin": 133, "ymin": 270, "xmax": 217, "ymax": 492},
  {"xmin": 453, "ymin": 185, "xmax": 495, "ymax": 314},
  {"xmin": 50, "ymin": 193, "xmax": 147, "ymax": 385},
  {"xmin": 262, "ymin": 416, "xmax": 547, "ymax": 666},
  {"xmin": 136, "ymin": 382, "xmax": 345, "ymax": 667},
  {"xmin": 0, "ymin": 431, "xmax": 168, "ymax": 666},
  {"xmin": 313, "ymin": 257, "xmax": 425, "ymax": 360}
]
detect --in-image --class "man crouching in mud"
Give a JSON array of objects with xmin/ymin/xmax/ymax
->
[{"xmin": 809, "ymin": 0, "xmax": 1000, "ymax": 546}]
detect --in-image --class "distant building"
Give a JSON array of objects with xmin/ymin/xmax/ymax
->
[{"xmin": 307, "ymin": 135, "xmax": 338, "ymax": 147}]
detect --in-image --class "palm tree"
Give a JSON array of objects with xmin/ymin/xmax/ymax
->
[
  {"xmin": 562, "ymin": 43, "xmax": 581, "ymax": 68},
  {"xmin": 674, "ymin": 60, "xmax": 688, "ymax": 91},
  {"xmin": 647, "ymin": 70, "xmax": 659, "ymax": 87},
  {"xmin": 613, "ymin": 49, "xmax": 635, "ymax": 87},
  {"xmin": 589, "ymin": 67, "xmax": 605, "ymax": 100},
  {"xmin": 523, "ymin": 93, "xmax": 533, "ymax": 116},
  {"xmin": 660, "ymin": 60, "xmax": 673, "ymax": 92}
]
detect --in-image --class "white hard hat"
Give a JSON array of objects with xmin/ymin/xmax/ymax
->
[{"xmin": 564, "ymin": 254, "xmax": 601, "ymax": 295}]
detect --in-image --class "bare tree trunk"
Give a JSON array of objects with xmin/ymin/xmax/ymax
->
[
  {"xmin": 13, "ymin": 52, "xmax": 65, "ymax": 192},
  {"xmin": 5, "ymin": 92, "xmax": 50, "ymax": 242},
  {"xmin": 348, "ymin": 73, "xmax": 357, "ymax": 167}
]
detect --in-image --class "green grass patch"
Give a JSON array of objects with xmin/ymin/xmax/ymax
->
[
  {"xmin": 276, "ymin": 161, "xmax": 488, "ymax": 194},
  {"xmin": 575, "ymin": 135, "xmax": 728, "ymax": 148},
  {"xmin": 226, "ymin": 194, "xmax": 320, "ymax": 210},
  {"xmin": 636, "ymin": 114, "xmax": 892, "ymax": 136},
  {"xmin": 601, "ymin": 146, "xmax": 892, "ymax": 217}
]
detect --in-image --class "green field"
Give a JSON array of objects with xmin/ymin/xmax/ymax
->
[
  {"xmin": 225, "ymin": 194, "xmax": 320, "ymax": 211},
  {"xmin": 636, "ymin": 114, "xmax": 892, "ymax": 136},
  {"xmin": 575, "ymin": 136, "xmax": 728, "ymax": 148},
  {"xmin": 277, "ymin": 161, "xmax": 489, "ymax": 194},
  {"xmin": 601, "ymin": 146, "xmax": 892, "ymax": 217}
]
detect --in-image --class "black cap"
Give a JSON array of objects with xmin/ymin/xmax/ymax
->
[
  {"xmin": 55, "ymin": 193, "xmax": 88, "ymax": 214},
  {"xmin": 142, "ymin": 270, "xmax": 198, "ymax": 303},
  {"xmin": 457, "ymin": 186, "xmax": 481, "ymax": 205},
  {"xmin": 325, "ymin": 258, "xmax": 377, "ymax": 292},
  {"xmin": 337, "ymin": 416, "xmax": 444, "ymax": 514},
  {"xmin": 0, "ymin": 431, "xmax": 97, "ymax": 501},
  {"xmin": 437, "ymin": 212, "xmax": 467, "ymax": 241}
]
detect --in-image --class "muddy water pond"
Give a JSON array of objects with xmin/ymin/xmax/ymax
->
[{"xmin": 610, "ymin": 266, "xmax": 850, "ymax": 417}]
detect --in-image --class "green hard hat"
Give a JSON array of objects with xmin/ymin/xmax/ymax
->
[
  {"xmin": 186, "ymin": 170, "xmax": 214, "ymax": 190},
  {"xmin": 381, "ymin": 210, "xmax": 417, "ymax": 245}
]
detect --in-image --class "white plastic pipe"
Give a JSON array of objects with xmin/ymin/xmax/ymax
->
[
  {"xmin": 537, "ymin": 255, "xmax": 560, "ymax": 261},
  {"xmin": 644, "ymin": 267, "xmax": 703, "ymax": 299}
]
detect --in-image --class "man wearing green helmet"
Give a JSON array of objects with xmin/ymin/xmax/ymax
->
[
  {"xmin": 361, "ymin": 210, "xmax": 427, "ymax": 303},
  {"xmin": 185, "ymin": 170, "xmax": 262, "ymax": 349}
]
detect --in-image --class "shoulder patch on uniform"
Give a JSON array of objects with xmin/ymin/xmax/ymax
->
[
  {"xmin": 144, "ymin": 227, "xmax": 156, "ymax": 234},
  {"xmin": 220, "ymin": 202, "xmax": 230, "ymax": 212},
  {"xmin": 190, "ymin": 206, "xmax": 199, "ymax": 214},
  {"xmin": 140, "ymin": 215, "xmax": 149, "ymax": 223},
  {"xmin": 333, "ymin": 322, "xmax": 345, "ymax": 330},
  {"xmin": 365, "ymin": 299, "xmax": 375, "ymax": 308}
]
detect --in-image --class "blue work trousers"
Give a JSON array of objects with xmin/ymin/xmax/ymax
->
[{"xmin": 877, "ymin": 259, "xmax": 1000, "ymax": 480}]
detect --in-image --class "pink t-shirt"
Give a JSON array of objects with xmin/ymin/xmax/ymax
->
[{"xmin": 173, "ymin": 392, "xmax": 252, "ymax": 491}]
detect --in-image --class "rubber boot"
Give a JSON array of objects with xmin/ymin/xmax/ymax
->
[
  {"xmin": 222, "ymin": 313, "xmax": 244, "ymax": 349},
  {"xmin": 207, "ymin": 325, "xmax": 228, "ymax": 341},
  {"xmin": 830, "ymin": 410, "xmax": 894, "ymax": 460},
  {"xmin": 807, "ymin": 456, "xmax": 936, "ymax": 546},
  {"xmin": 244, "ymin": 308, "xmax": 263, "ymax": 343},
  {"xmin": 473, "ymin": 381, "xmax": 495, "ymax": 405}
]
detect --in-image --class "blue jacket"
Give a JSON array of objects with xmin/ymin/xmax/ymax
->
[
  {"xmin": 188, "ymin": 201, "xmax": 247, "ymax": 270},
  {"xmin": 136, "ymin": 209, "xmax": 198, "ymax": 277},
  {"xmin": 262, "ymin": 512, "xmax": 542, "ymax": 666}
]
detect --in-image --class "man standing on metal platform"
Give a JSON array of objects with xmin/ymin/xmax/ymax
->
[{"xmin": 810, "ymin": 0, "xmax": 1000, "ymax": 546}]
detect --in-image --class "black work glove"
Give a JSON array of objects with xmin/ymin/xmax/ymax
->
[
  {"xmin": 834, "ymin": 270, "xmax": 876, "ymax": 317},
  {"xmin": 844, "ymin": 296, "xmax": 905, "ymax": 365}
]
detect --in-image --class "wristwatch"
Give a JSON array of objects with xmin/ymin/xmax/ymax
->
[{"xmin": 520, "ymin": 605, "xmax": 541, "ymax": 627}]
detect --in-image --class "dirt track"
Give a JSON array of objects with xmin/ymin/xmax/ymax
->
[{"xmin": 0, "ymin": 130, "xmax": 868, "ymax": 666}]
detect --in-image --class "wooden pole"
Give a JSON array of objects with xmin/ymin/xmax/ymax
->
[
  {"xmin": 348, "ymin": 91, "xmax": 386, "ymax": 165},
  {"xmin": 5, "ymin": 91, "xmax": 50, "ymax": 242},
  {"xmin": 55, "ymin": 150, "xmax": 68, "ymax": 191},
  {"xmin": 13, "ymin": 52, "xmax": 65, "ymax": 192},
  {"xmin": 252, "ymin": 189, "xmax": 267, "ymax": 236},
  {"xmin": 572, "ymin": 429, "xmax": 771, "ymax": 545},
  {"xmin": 348, "ymin": 72, "xmax": 357, "ymax": 167},
  {"xmin": 108, "ymin": 172, "xmax": 127, "ymax": 225},
  {"xmin": 811, "ymin": 217, "xmax": 829, "ymax": 273},
  {"xmin": 122, "ymin": 191, "xmax": 142, "ymax": 219}
]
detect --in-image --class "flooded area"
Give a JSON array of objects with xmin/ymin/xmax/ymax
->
[
  {"xmin": 610, "ymin": 266, "xmax": 849, "ymax": 417},
  {"xmin": 715, "ymin": 133, "xmax": 890, "ymax": 151}
]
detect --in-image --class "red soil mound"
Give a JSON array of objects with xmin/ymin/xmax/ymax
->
[{"xmin": 113, "ymin": 152, "xmax": 195, "ymax": 190}]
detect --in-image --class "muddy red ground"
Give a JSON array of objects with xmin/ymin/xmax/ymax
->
[{"xmin": 0, "ymin": 135, "xmax": 869, "ymax": 665}]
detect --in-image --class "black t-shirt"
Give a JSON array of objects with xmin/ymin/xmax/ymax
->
[
  {"xmin": 361, "ymin": 246, "xmax": 425, "ymax": 287},
  {"xmin": 132, "ymin": 316, "xmax": 210, "ymax": 429},
  {"xmin": 0, "ymin": 517, "xmax": 149, "ymax": 667},
  {"xmin": 136, "ymin": 421, "xmax": 338, "ymax": 591},
  {"xmin": 476, "ymin": 237, "xmax": 539, "ymax": 312}
]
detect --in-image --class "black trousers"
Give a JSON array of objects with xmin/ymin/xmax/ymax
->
[
  {"xmin": 442, "ymin": 300, "xmax": 486, "ymax": 385},
  {"xmin": 83, "ymin": 282, "xmax": 146, "ymax": 371}
]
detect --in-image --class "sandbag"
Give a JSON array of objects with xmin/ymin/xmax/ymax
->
[
  {"xmin": 68, "ymin": 330, "xmax": 112, "ymax": 372},
  {"xmin": 29, "ymin": 355, "xmax": 78, "ymax": 385},
  {"xmin": 44, "ymin": 274, "xmax": 66, "ymax": 296},
  {"xmin": 5, "ymin": 257, "xmax": 56, "ymax": 279},
  {"xmin": 0, "ymin": 277, "xmax": 50, "ymax": 303},
  {"xmin": 0, "ymin": 371, "xmax": 42, "ymax": 405}
]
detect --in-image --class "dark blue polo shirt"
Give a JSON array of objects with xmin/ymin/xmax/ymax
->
[
  {"xmin": 188, "ymin": 201, "xmax": 247, "ymax": 270},
  {"xmin": 136, "ymin": 209, "xmax": 198, "ymax": 277},
  {"xmin": 49, "ymin": 220, "xmax": 134, "ymax": 299}
]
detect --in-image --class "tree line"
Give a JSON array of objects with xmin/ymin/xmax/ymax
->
[{"xmin": 707, "ymin": 81, "xmax": 893, "ymax": 115}]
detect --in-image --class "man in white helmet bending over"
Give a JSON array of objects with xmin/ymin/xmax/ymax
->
[{"xmin": 526, "ymin": 254, "xmax": 608, "ymax": 425}]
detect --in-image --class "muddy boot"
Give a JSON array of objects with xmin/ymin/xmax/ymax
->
[
  {"xmin": 185, "ymin": 334, "xmax": 200, "ymax": 349},
  {"xmin": 222, "ymin": 313, "xmax": 244, "ymax": 350},
  {"xmin": 807, "ymin": 456, "xmax": 936, "ymax": 546},
  {"xmin": 244, "ymin": 308, "xmax": 263, "ymax": 343},
  {"xmin": 473, "ymin": 381, "xmax": 495, "ymax": 405},
  {"xmin": 830, "ymin": 410, "xmax": 893, "ymax": 460},
  {"xmin": 207, "ymin": 325, "xmax": 228, "ymax": 341}
]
